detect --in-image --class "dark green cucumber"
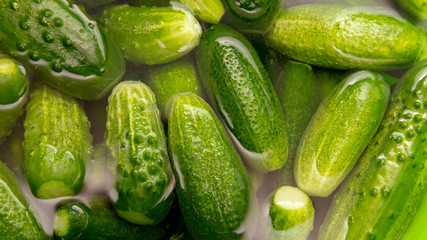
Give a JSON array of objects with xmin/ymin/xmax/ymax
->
[
  {"xmin": 266, "ymin": 4, "xmax": 427, "ymax": 70},
  {"xmin": 275, "ymin": 61, "xmax": 321, "ymax": 184},
  {"xmin": 105, "ymin": 81, "xmax": 174, "ymax": 225},
  {"xmin": 395, "ymin": 0, "xmax": 427, "ymax": 19},
  {"xmin": 168, "ymin": 93, "xmax": 257, "ymax": 240},
  {"xmin": 319, "ymin": 59, "xmax": 427, "ymax": 240},
  {"xmin": 313, "ymin": 67, "xmax": 347, "ymax": 98},
  {"xmin": 295, "ymin": 71, "xmax": 390, "ymax": 197},
  {"xmin": 100, "ymin": 5, "xmax": 202, "ymax": 65},
  {"xmin": 0, "ymin": 162, "xmax": 46, "ymax": 239},
  {"xmin": 197, "ymin": 24, "xmax": 288, "ymax": 173},
  {"xmin": 173, "ymin": 0, "xmax": 224, "ymax": 24},
  {"xmin": 0, "ymin": 55, "xmax": 29, "ymax": 144},
  {"xmin": 24, "ymin": 82, "xmax": 92, "ymax": 199},
  {"xmin": 0, "ymin": 0, "xmax": 125, "ymax": 100}
]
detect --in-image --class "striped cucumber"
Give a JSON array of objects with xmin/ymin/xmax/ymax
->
[
  {"xmin": 24, "ymin": 82, "xmax": 92, "ymax": 199},
  {"xmin": 105, "ymin": 81, "xmax": 174, "ymax": 225},
  {"xmin": 197, "ymin": 24, "xmax": 288, "ymax": 173},
  {"xmin": 319, "ymin": 59, "xmax": 427, "ymax": 240},
  {"xmin": 168, "ymin": 93, "xmax": 257, "ymax": 240}
]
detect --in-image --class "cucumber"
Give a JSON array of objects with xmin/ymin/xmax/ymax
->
[
  {"xmin": 173, "ymin": 0, "xmax": 224, "ymax": 24},
  {"xmin": 24, "ymin": 82, "xmax": 92, "ymax": 199},
  {"xmin": 105, "ymin": 81, "xmax": 174, "ymax": 225},
  {"xmin": 266, "ymin": 4, "xmax": 427, "ymax": 70},
  {"xmin": 0, "ymin": 162, "xmax": 46, "ymax": 239},
  {"xmin": 295, "ymin": 71, "xmax": 390, "ymax": 197},
  {"xmin": 197, "ymin": 24, "xmax": 288, "ymax": 173},
  {"xmin": 100, "ymin": 5, "xmax": 202, "ymax": 65},
  {"xmin": 395, "ymin": 0, "xmax": 427, "ymax": 19},
  {"xmin": 168, "ymin": 93, "xmax": 257, "ymax": 240},
  {"xmin": 0, "ymin": 56, "xmax": 28, "ymax": 144},
  {"xmin": 275, "ymin": 61, "xmax": 321, "ymax": 184},
  {"xmin": 0, "ymin": 0, "xmax": 125, "ymax": 100},
  {"xmin": 319, "ymin": 59, "xmax": 427, "ymax": 240},
  {"xmin": 313, "ymin": 67, "xmax": 347, "ymax": 98}
]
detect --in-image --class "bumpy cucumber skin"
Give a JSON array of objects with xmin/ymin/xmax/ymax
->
[
  {"xmin": 175, "ymin": 0, "xmax": 224, "ymax": 24},
  {"xmin": 275, "ymin": 61, "xmax": 321, "ymax": 184},
  {"xmin": 100, "ymin": 5, "xmax": 202, "ymax": 66},
  {"xmin": 319, "ymin": 59, "xmax": 427, "ymax": 240},
  {"xmin": 168, "ymin": 93, "xmax": 256, "ymax": 240},
  {"xmin": 396, "ymin": 0, "xmax": 427, "ymax": 19},
  {"xmin": 266, "ymin": 4, "xmax": 426, "ymax": 70},
  {"xmin": 0, "ymin": 0, "xmax": 125, "ymax": 100},
  {"xmin": 105, "ymin": 81, "xmax": 174, "ymax": 225},
  {"xmin": 295, "ymin": 71, "xmax": 390, "ymax": 197},
  {"xmin": 197, "ymin": 24, "xmax": 288, "ymax": 173},
  {"xmin": 24, "ymin": 83, "xmax": 91, "ymax": 199},
  {"xmin": 0, "ymin": 162, "xmax": 46, "ymax": 239}
]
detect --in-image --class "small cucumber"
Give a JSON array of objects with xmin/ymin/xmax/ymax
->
[
  {"xmin": 295, "ymin": 71, "xmax": 390, "ymax": 197},
  {"xmin": 266, "ymin": 4, "xmax": 427, "ymax": 70},
  {"xmin": 105, "ymin": 81, "xmax": 174, "ymax": 225},
  {"xmin": 100, "ymin": 5, "xmax": 202, "ymax": 65},
  {"xmin": 395, "ymin": 0, "xmax": 427, "ymax": 19},
  {"xmin": 0, "ymin": 0, "xmax": 125, "ymax": 100},
  {"xmin": 173, "ymin": 0, "xmax": 224, "ymax": 24},
  {"xmin": 197, "ymin": 24, "xmax": 288, "ymax": 173},
  {"xmin": 24, "ymin": 82, "xmax": 92, "ymax": 199},
  {"xmin": 168, "ymin": 93, "xmax": 257, "ymax": 240},
  {"xmin": 0, "ymin": 162, "xmax": 46, "ymax": 239},
  {"xmin": 319, "ymin": 59, "xmax": 427, "ymax": 240}
]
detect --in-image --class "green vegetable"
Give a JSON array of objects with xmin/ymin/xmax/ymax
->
[
  {"xmin": 295, "ymin": 70, "xmax": 390, "ymax": 197},
  {"xmin": 100, "ymin": 5, "xmax": 202, "ymax": 65},
  {"xmin": 168, "ymin": 93, "xmax": 257, "ymax": 240},
  {"xmin": 0, "ymin": 56, "xmax": 28, "ymax": 144},
  {"xmin": 105, "ymin": 81, "xmax": 174, "ymax": 225},
  {"xmin": 24, "ymin": 82, "xmax": 92, "ymax": 199},
  {"xmin": 74, "ymin": 0, "xmax": 117, "ymax": 9},
  {"xmin": 313, "ymin": 67, "xmax": 347, "ymax": 98},
  {"xmin": 395, "ymin": 0, "xmax": 427, "ymax": 19},
  {"xmin": 402, "ymin": 184, "xmax": 427, "ymax": 240},
  {"xmin": 197, "ymin": 24, "xmax": 288, "ymax": 173},
  {"xmin": 173, "ymin": 0, "xmax": 224, "ymax": 24},
  {"xmin": 266, "ymin": 4, "xmax": 427, "ymax": 70},
  {"xmin": 0, "ymin": 0, "xmax": 125, "ymax": 100},
  {"xmin": 275, "ymin": 61, "xmax": 321, "ymax": 184},
  {"xmin": 319, "ymin": 59, "xmax": 427, "ymax": 240}
]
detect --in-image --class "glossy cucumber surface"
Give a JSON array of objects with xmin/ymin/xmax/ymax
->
[
  {"xmin": 395, "ymin": 0, "xmax": 427, "ymax": 19},
  {"xmin": 174, "ymin": 0, "xmax": 224, "ymax": 24}
]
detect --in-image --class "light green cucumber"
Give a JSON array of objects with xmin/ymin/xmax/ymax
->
[
  {"xmin": 266, "ymin": 4, "xmax": 427, "ymax": 70},
  {"xmin": 100, "ymin": 5, "xmax": 202, "ymax": 65},
  {"xmin": 168, "ymin": 93, "xmax": 257, "ymax": 240},
  {"xmin": 173, "ymin": 0, "xmax": 224, "ymax": 24},
  {"xmin": 197, "ymin": 24, "xmax": 288, "ymax": 173},
  {"xmin": 319, "ymin": 59, "xmax": 427, "ymax": 240},
  {"xmin": 24, "ymin": 82, "xmax": 92, "ymax": 199},
  {"xmin": 295, "ymin": 70, "xmax": 390, "ymax": 197},
  {"xmin": 105, "ymin": 81, "xmax": 174, "ymax": 225}
]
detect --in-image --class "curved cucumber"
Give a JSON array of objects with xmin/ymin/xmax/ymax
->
[
  {"xmin": 197, "ymin": 24, "xmax": 288, "ymax": 173},
  {"xmin": 105, "ymin": 81, "xmax": 174, "ymax": 225},
  {"xmin": 295, "ymin": 71, "xmax": 390, "ymax": 197},
  {"xmin": 24, "ymin": 82, "xmax": 92, "ymax": 199},
  {"xmin": 168, "ymin": 93, "xmax": 257, "ymax": 240},
  {"xmin": 266, "ymin": 4, "xmax": 427, "ymax": 70},
  {"xmin": 174, "ymin": 0, "xmax": 224, "ymax": 24},
  {"xmin": 0, "ymin": 0, "xmax": 125, "ymax": 100},
  {"xmin": 319, "ymin": 59, "xmax": 427, "ymax": 240}
]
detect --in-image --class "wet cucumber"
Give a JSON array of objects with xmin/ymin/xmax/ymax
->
[
  {"xmin": 168, "ymin": 93, "xmax": 257, "ymax": 240},
  {"xmin": 24, "ymin": 82, "xmax": 92, "ymax": 199},
  {"xmin": 0, "ymin": 0, "xmax": 125, "ymax": 100},
  {"xmin": 197, "ymin": 24, "xmax": 288, "ymax": 173},
  {"xmin": 319, "ymin": 59, "xmax": 427, "ymax": 240},
  {"xmin": 174, "ymin": 0, "xmax": 224, "ymax": 24},
  {"xmin": 105, "ymin": 81, "xmax": 174, "ymax": 225},
  {"xmin": 395, "ymin": 0, "xmax": 427, "ymax": 19}
]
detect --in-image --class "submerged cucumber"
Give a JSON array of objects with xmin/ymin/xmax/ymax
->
[
  {"xmin": 174, "ymin": 0, "xmax": 224, "ymax": 24},
  {"xmin": 319, "ymin": 59, "xmax": 427, "ymax": 240},
  {"xmin": 395, "ymin": 0, "xmax": 427, "ymax": 19}
]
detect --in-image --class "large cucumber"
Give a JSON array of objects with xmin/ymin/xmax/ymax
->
[
  {"xmin": 24, "ymin": 82, "xmax": 92, "ymax": 199},
  {"xmin": 319, "ymin": 59, "xmax": 427, "ymax": 240},
  {"xmin": 197, "ymin": 24, "xmax": 288, "ymax": 173},
  {"xmin": 173, "ymin": 0, "xmax": 224, "ymax": 24},
  {"xmin": 168, "ymin": 93, "xmax": 257, "ymax": 240},
  {"xmin": 105, "ymin": 81, "xmax": 174, "ymax": 225}
]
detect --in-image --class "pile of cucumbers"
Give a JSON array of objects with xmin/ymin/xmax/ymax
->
[{"xmin": 1, "ymin": 0, "xmax": 427, "ymax": 239}]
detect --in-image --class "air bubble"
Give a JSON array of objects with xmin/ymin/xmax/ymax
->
[
  {"xmin": 29, "ymin": 51, "xmax": 40, "ymax": 61},
  {"xmin": 53, "ymin": 18, "xmax": 64, "ymax": 27},
  {"xmin": 404, "ymin": 112, "xmax": 412, "ymax": 119},
  {"xmin": 414, "ymin": 101, "xmax": 422, "ymax": 109},
  {"xmin": 39, "ymin": 16, "xmax": 49, "ymax": 26},
  {"xmin": 148, "ymin": 165, "xmax": 159, "ymax": 175},
  {"xmin": 395, "ymin": 136, "xmax": 403, "ymax": 144},
  {"xmin": 42, "ymin": 31, "xmax": 54, "ymax": 43},
  {"xmin": 406, "ymin": 130, "xmax": 415, "ymax": 138},
  {"xmin": 16, "ymin": 41, "xmax": 27, "ymax": 52},
  {"xmin": 414, "ymin": 114, "xmax": 422, "ymax": 123},
  {"xmin": 398, "ymin": 121, "xmax": 408, "ymax": 130},
  {"xmin": 143, "ymin": 150, "xmax": 153, "ymax": 160}
]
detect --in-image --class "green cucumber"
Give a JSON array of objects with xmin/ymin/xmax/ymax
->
[
  {"xmin": 295, "ymin": 70, "xmax": 390, "ymax": 197},
  {"xmin": 100, "ymin": 5, "xmax": 202, "ymax": 65},
  {"xmin": 395, "ymin": 0, "xmax": 427, "ymax": 19},
  {"xmin": 313, "ymin": 67, "xmax": 347, "ymax": 98},
  {"xmin": 319, "ymin": 59, "xmax": 427, "ymax": 240},
  {"xmin": 24, "ymin": 82, "xmax": 92, "ymax": 199},
  {"xmin": 168, "ymin": 93, "xmax": 257, "ymax": 240},
  {"xmin": 105, "ymin": 81, "xmax": 174, "ymax": 225},
  {"xmin": 197, "ymin": 24, "xmax": 288, "ymax": 173},
  {"xmin": 266, "ymin": 4, "xmax": 427, "ymax": 70},
  {"xmin": 0, "ymin": 0, "xmax": 125, "ymax": 100},
  {"xmin": 0, "ymin": 56, "xmax": 29, "ymax": 144},
  {"xmin": 173, "ymin": 0, "xmax": 224, "ymax": 24}
]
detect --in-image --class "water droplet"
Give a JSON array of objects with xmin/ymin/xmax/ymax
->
[
  {"xmin": 42, "ymin": 31, "xmax": 54, "ymax": 43},
  {"xmin": 414, "ymin": 114, "xmax": 422, "ymax": 123},
  {"xmin": 62, "ymin": 38, "xmax": 72, "ymax": 47},
  {"xmin": 88, "ymin": 22, "xmax": 95, "ymax": 29},
  {"xmin": 147, "ymin": 134, "xmax": 157, "ymax": 146},
  {"xmin": 29, "ymin": 51, "xmax": 40, "ymax": 61},
  {"xmin": 395, "ymin": 136, "xmax": 403, "ymax": 144},
  {"xmin": 144, "ymin": 150, "xmax": 153, "ymax": 160},
  {"xmin": 370, "ymin": 188, "xmax": 379, "ymax": 196},
  {"xmin": 414, "ymin": 101, "xmax": 422, "ymax": 109},
  {"xmin": 40, "ymin": 9, "xmax": 53, "ymax": 17},
  {"xmin": 398, "ymin": 121, "xmax": 408, "ymax": 130},
  {"xmin": 382, "ymin": 187, "xmax": 390, "ymax": 198},
  {"xmin": 19, "ymin": 19, "xmax": 30, "ymax": 30},
  {"xmin": 397, "ymin": 154, "xmax": 405, "ymax": 162},
  {"xmin": 51, "ymin": 62, "xmax": 62, "ymax": 72},
  {"xmin": 148, "ymin": 165, "xmax": 159, "ymax": 175},
  {"xmin": 134, "ymin": 135, "xmax": 143, "ymax": 144},
  {"xmin": 38, "ymin": 16, "xmax": 49, "ymax": 26},
  {"xmin": 53, "ymin": 18, "xmax": 63, "ymax": 27},
  {"xmin": 16, "ymin": 41, "xmax": 27, "ymax": 52},
  {"xmin": 404, "ymin": 112, "xmax": 412, "ymax": 119},
  {"xmin": 138, "ymin": 172, "xmax": 147, "ymax": 182},
  {"xmin": 10, "ymin": 1, "xmax": 19, "ymax": 10},
  {"xmin": 406, "ymin": 130, "xmax": 415, "ymax": 138}
]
